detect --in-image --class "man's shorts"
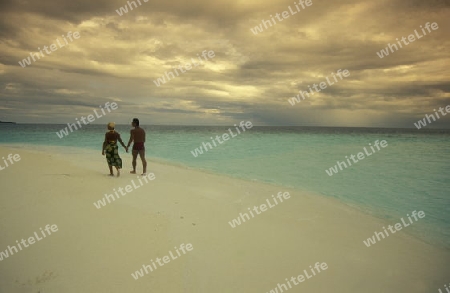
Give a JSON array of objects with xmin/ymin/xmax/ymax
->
[{"xmin": 132, "ymin": 142, "xmax": 145, "ymax": 156}]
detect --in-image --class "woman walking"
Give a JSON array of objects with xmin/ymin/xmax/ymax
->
[{"xmin": 102, "ymin": 122, "xmax": 126, "ymax": 177}]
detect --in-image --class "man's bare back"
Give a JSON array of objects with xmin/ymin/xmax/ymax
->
[{"xmin": 130, "ymin": 127, "xmax": 145, "ymax": 143}]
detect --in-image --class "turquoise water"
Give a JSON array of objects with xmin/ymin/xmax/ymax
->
[{"xmin": 1, "ymin": 124, "xmax": 449, "ymax": 248}]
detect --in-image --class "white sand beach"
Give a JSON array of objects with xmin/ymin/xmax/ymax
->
[{"xmin": 0, "ymin": 145, "xmax": 449, "ymax": 293}]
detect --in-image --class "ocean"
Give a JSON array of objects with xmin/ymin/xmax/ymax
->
[{"xmin": 1, "ymin": 123, "xmax": 449, "ymax": 248}]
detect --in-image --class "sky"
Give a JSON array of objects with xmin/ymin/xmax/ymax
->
[{"xmin": 0, "ymin": 0, "xmax": 449, "ymax": 127}]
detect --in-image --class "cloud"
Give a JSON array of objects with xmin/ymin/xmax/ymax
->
[{"xmin": 0, "ymin": 0, "xmax": 449, "ymax": 127}]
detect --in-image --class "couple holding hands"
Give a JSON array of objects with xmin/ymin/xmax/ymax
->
[{"xmin": 102, "ymin": 118, "xmax": 147, "ymax": 177}]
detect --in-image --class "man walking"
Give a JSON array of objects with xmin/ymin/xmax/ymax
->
[{"xmin": 126, "ymin": 118, "xmax": 147, "ymax": 175}]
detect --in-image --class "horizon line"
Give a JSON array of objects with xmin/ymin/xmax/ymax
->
[{"xmin": 2, "ymin": 123, "xmax": 450, "ymax": 130}]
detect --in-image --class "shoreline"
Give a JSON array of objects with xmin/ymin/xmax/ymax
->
[{"xmin": 0, "ymin": 144, "xmax": 450, "ymax": 251}]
